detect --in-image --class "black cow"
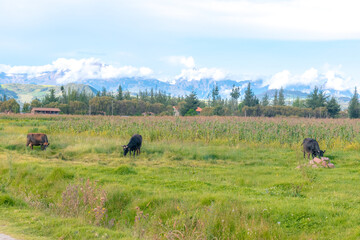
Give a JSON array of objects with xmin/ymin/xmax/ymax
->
[
  {"xmin": 123, "ymin": 134, "xmax": 142, "ymax": 157},
  {"xmin": 302, "ymin": 138, "xmax": 325, "ymax": 159},
  {"xmin": 26, "ymin": 133, "xmax": 50, "ymax": 150}
]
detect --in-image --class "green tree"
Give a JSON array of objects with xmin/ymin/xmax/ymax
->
[
  {"xmin": 326, "ymin": 97, "xmax": 341, "ymax": 118},
  {"xmin": 30, "ymin": 99, "xmax": 42, "ymax": 108},
  {"xmin": 229, "ymin": 85, "xmax": 241, "ymax": 114},
  {"xmin": 243, "ymin": 83, "xmax": 259, "ymax": 107},
  {"xmin": 22, "ymin": 103, "xmax": 31, "ymax": 113},
  {"xmin": 185, "ymin": 109, "xmax": 197, "ymax": 116},
  {"xmin": 306, "ymin": 86, "xmax": 327, "ymax": 109},
  {"xmin": 180, "ymin": 91, "xmax": 199, "ymax": 116},
  {"xmin": 213, "ymin": 105, "xmax": 225, "ymax": 116},
  {"xmin": 278, "ymin": 87, "xmax": 285, "ymax": 106},
  {"xmin": 116, "ymin": 85, "xmax": 123, "ymax": 100},
  {"xmin": 273, "ymin": 90, "xmax": 278, "ymax": 106},
  {"xmin": 211, "ymin": 85, "xmax": 220, "ymax": 107},
  {"xmin": 348, "ymin": 87, "xmax": 360, "ymax": 119},
  {"xmin": 0, "ymin": 99, "xmax": 20, "ymax": 113},
  {"xmin": 89, "ymin": 96, "xmax": 113, "ymax": 115},
  {"xmin": 60, "ymin": 86, "xmax": 67, "ymax": 103},
  {"xmin": 43, "ymin": 88, "xmax": 58, "ymax": 105},
  {"xmin": 124, "ymin": 91, "xmax": 131, "ymax": 100},
  {"xmin": 69, "ymin": 101, "xmax": 88, "ymax": 115},
  {"xmin": 262, "ymin": 93, "xmax": 269, "ymax": 106},
  {"xmin": 292, "ymin": 97, "xmax": 301, "ymax": 107},
  {"xmin": 150, "ymin": 88, "xmax": 155, "ymax": 104},
  {"xmin": 230, "ymin": 85, "xmax": 240, "ymax": 102}
]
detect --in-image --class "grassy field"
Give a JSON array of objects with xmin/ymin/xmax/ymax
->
[{"xmin": 0, "ymin": 115, "xmax": 360, "ymax": 239}]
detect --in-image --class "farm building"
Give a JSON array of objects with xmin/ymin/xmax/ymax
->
[
  {"xmin": 196, "ymin": 107, "xmax": 202, "ymax": 114},
  {"xmin": 31, "ymin": 107, "xmax": 61, "ymax": 115},
  {"xmin": 173, "ymin": 106, "xmax": 180, "ymax": 116}
]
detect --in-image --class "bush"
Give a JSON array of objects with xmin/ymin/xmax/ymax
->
[{"xmin": 58, "ymin": 179, "xmax": 108, "ymax": 226}]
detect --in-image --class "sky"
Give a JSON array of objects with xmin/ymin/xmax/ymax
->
[{"xmin": 0, "ymin": 0, "xmax": 360, "ymax": 90}]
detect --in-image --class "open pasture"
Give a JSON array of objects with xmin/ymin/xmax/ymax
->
[{"xmin": 0, "ymin": 115, "xmax": 360, "ymax": 239}]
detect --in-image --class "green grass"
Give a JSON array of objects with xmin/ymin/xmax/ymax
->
[{"xmin": 0, "ymin": 115, "xmax": 360, "ymax": 239}]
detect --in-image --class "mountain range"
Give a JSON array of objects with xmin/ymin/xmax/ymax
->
[{"xmin": 0, "ymin": 70, "xmax": 354, "ymax": 108}]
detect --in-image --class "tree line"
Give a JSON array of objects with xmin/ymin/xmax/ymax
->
[
  {"xmin": 20, "ymin": 86, "xmax": 186, "ymax": 116},
  {"xmin": 0, "ymin": 83, "xmax": 360, "ymax": 118}
]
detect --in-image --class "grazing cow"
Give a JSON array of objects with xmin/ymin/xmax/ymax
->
[
  {"xmin": 26, "ymin": 133, "xmax": 50, "ymax": 150},
  {"xmin": 123, "ymin": 134, "xmax": 142, "ymax": 157},
  {"xmin": 302, "ymin": 138, "xmax": 325, "ymax": 159}
]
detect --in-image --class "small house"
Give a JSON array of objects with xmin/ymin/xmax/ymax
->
[
  {"xmin": 195, "ymin": 107, "xmax": 202, "ymax": 115},
  {"xmin": 31, "ymin": 107, "xmax": 61, "ymax": 115}
]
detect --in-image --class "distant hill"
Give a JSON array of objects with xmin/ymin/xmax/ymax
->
[
  {"xmin": 0, "ymin": 83, "xmax": 98, "ymax": 104},
  {"xmin": 0, "ymin": 69, "xmax": 353, "ymax": 108}
]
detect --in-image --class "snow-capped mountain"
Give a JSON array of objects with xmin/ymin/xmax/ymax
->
[{"xmin": 0, "ymin": 58, "xmax": 355, "ymax": 104}]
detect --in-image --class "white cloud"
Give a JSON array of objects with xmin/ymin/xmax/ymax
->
[
  {"xmin": 265, "ymin": 67, "xmax": 358, "ymax": 91},
  {"xmin": 2, "ymin": 0, "xmax": 360, "ymax": 40},
  {"xmin": 0, "ymin": 58, "xmax": 153, "ymax": 84},
  {"xmin": 168, "ymin": 56, "xmax": 196, "ymax": 68},
  {"xmin": 175, "ymin": 67, "xmax": 227, "ymax": 81},
  {"xmin": 133, "ymin": 0, "xmax": 360, "ymax": 40},
  {"xmin": 1, "ymin": 57, "xmax": 359, "ymax": 92}
]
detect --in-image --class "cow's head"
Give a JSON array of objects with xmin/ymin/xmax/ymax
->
[
  {"xmin": 43, "ymin": 142, "xmax": 50, "ymax": 150},
  {"xmin": 315, "ymin": 149, "xmax": 325, "ymax": 158},
  {"xmin": 123, "ymin": 145, "xmax": 129, "ymax": 156}
]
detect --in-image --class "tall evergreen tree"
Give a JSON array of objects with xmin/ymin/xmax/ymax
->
[
  {"xmin": 229, "ymin": 85, "xmax": 241, "ymax": 113},
  {"xmin": 348, "ymin": 87, "xmax": 360, "ymax": 119},
  {"xmin": 230, "ymin": 85, "xmax": 240, "ymax": 102},
  {"xmin": 326, "ymin": 97, "xmax": 341, "ymax": 118},
  {"xmin": 292, "ymin": 97, "xmax": 304, "ymax": 108},
  {"xmin": 150, "ymin": 88, "xmax": 155, "ymax": 103},
  {"xmin": 180, "ymin": 91, "xmax": 199, "ymax": 116},
  {"xmin": 124, "ymin": 91, "xmax": 131, "ymax": 100},
  {"xmin": 211, "ymin": 85, "xmax": 220, "ymax": 107},
  {"xmin": 243, "ymin": 83, "xmax": 259, "ymax": 107},
  {"xmin": 116, "ymin": 85, "xmax": 123, "ymax": 100},
  {"xmin": 306, "ymin": 86, "xmax": 327, "ymax": 109},
  {"xmin": 43, "ymin": 89, "xmax": 58, "ymax": 105},
  {"xmin": 278, "ymin": 87, "xmax": 285, "ymax": 106},
  {"xmin": 273, "ymin": 90, "xmax": 278, "ymax": 106},
  {"xmin": 262, "ymin": 93, "xmax": 269, "ymax": 106},
  {"xmin": 60, "ymin": 86, "xmax": 67, "ymax": 103}
]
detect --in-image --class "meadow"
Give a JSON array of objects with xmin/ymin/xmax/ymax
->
[{"xmin": 0, "ymin": 115, "xmax": 360, "ymax": 239}]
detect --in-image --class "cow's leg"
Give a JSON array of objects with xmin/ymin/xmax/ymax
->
[
  {"xmin": 30, "ymin": 144, "xmax": 33, "ymax": 150},
  {"xmin": 303, "ymin": 151, "xmax": 305, "ymax": 159},
  {"xmin": 307, "ymin": 152, "xmax": 310, "ymax": 159}
]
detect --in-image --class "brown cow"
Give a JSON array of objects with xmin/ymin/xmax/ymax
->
[{"xmin": 26, "ymin": 133, "xmax": 50, "ymax": 150}]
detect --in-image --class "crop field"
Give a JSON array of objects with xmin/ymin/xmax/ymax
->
[{"xmin": 0, "ymin": 115, "xmax": 360, "ymax": 239}]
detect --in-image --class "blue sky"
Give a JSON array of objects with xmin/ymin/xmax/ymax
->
[{"xmin": 0, "ymin": 0, "xmax": 360, "ymax": 90}]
